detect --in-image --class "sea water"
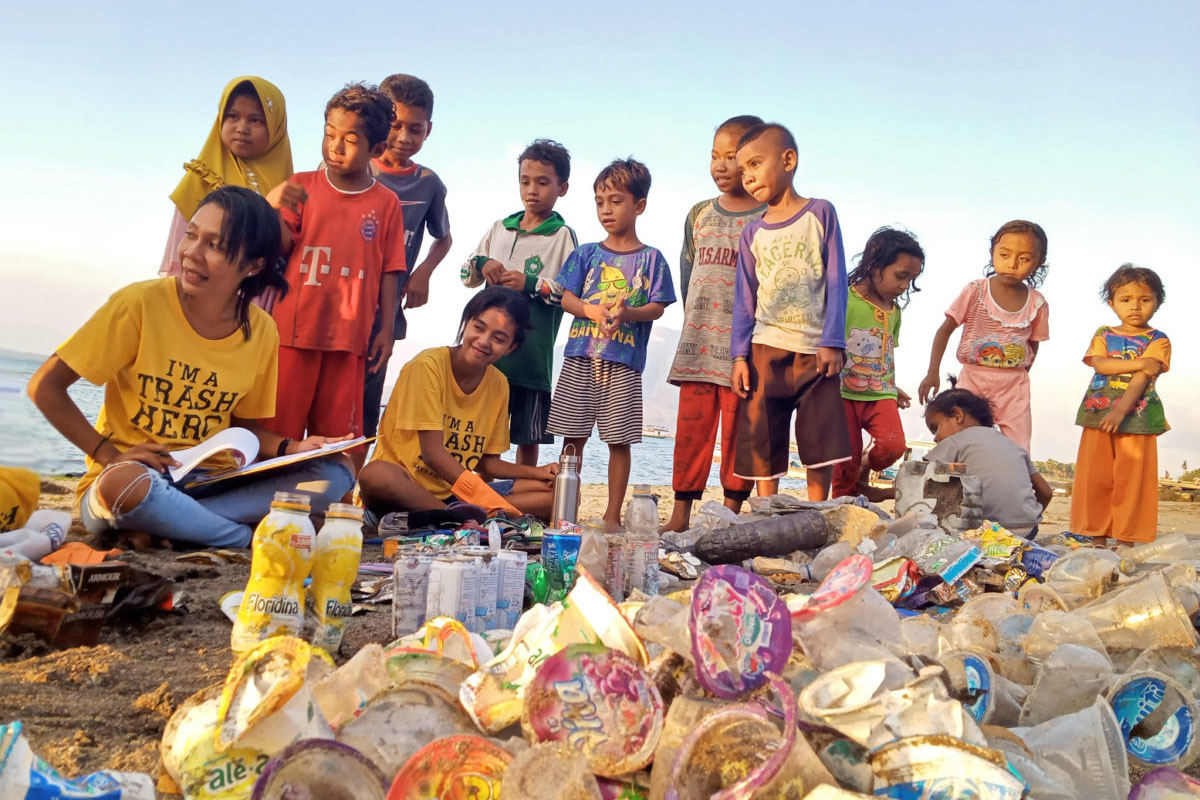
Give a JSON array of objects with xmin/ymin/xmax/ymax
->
[
  {"xmin": 1, "ymin": 349, "xmax": 103, "ymax": 474},
  {"xmin": 1, "ymin": 348, "xmax": 807, "ymax": 491}
]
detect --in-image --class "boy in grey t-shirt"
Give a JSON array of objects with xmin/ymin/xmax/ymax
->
[
  {"xmin": 923, "ymin": 385, "xmax": 1053, "ymax": 537},
  {"xmin": 361, "ymin": 73, "xmax": 453, "ymax": 450}
]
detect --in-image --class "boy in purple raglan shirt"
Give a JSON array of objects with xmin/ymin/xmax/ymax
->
[{"xmin": 730, "ymin": 123, "xmax": 852, "ymax": 501}]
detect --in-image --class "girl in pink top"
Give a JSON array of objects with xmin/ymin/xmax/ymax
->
[{"xmin": 918, "ymin": 220, "xmax": 1049, "ymax": 452}]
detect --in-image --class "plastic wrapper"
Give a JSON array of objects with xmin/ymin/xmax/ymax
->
[
  {"xmin": 0, "ymin": 721, "xmax": 153, "ymax": 799},
  {"xmin": 869, "ymin": 557, "xmax": 919, "ymax": 602},
  {"xmin": 929, "ymin": 575, "xmax": 984, "ymax": 605},
  {"xmin": 960, "ymin": 521, "xmax": 1025, "ymax": 568}
]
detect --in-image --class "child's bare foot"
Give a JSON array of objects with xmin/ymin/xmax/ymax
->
[
  {"xmin": 856, "ymin": 480, "xmax": 893, "ymax": 503},
  {"xmin": 603, "ymin": 515, "xmax": 623, "ymax": 533},
  {"xmin": 857, "ymin": 458, "xmax": 873, "ymax": 484},
  {"xmin": 660, "ymin": 502, "xmax": 691, "ymax": 533}
]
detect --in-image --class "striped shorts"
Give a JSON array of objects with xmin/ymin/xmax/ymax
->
[{"xmin": 546, "ymin": 357, "xmax": 642, "ymax": 445}]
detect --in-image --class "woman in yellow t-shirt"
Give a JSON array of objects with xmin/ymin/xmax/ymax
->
[
  {"xmin": 28, "ymin": 187, "xmax": 353, "ymax": 548},
  {"xmin": 359, "ymin": 287, "xmax": 558, "ymax": 526}
]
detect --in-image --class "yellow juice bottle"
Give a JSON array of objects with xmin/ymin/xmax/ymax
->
[
  {"xmin": 310, "ymin": 502, "xmax": 363, "ymax": 651},
  {"xmin": 230, "ymin": 492, "xmax": 314, "ymax": 653}
]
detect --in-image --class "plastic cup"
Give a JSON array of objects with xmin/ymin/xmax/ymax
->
[
  {"xmin": 336, "ymin": 684, "xmax": 479, "ymax": 779},
  {"xmin": 1043, "ymin": 549, "xmax": 1122, "ymax": 607},
  {"xmin": 797, "ymin": 660, "xmax": 984, "ymax": 750},
  {"xmin": 251, "ymin": 739, "xmax": 388, "ymax": 800},
  {"xmin": 521, "ymin": 643, "xmax": 663, "ymax": 777},
  {"xmin": 1072, "ymin": 571, "xmax": 1200, "ymax": 653},
  {"xmin": 938, "ymin": 649, "xmax": 1028, "ymax": 725},
  {"xmin": 501, "ymin": 742, "xmax": 603, "ymax": 800},
  {"xmin": 1019, "ymin": 643, "xmax": 1114, "ymax": 727},
  {"xmin": 690, "ymin": 565, "xmax": 792, "ymax": 699},
  {"xmin": 459, "ymin": 569, "xmax": 647, "ymax": 733},
  {"xmin": 1107, "ymin": 670, "xmax": 1200, "ymax": 770},
  {"xmin": 869, "ymin": 735, "xmax": 1025, "ymax": 799},
  {"xmin": 387, "ymin": 736, "xmax": 511, "ymax": 800},
  {"xmin": 1128, "ymin": 767, "xmax": 1200, "ymax": 799},
  {"xmin": 1012, "ymin": 698, "xmax": 1130, "ymax": 800}
]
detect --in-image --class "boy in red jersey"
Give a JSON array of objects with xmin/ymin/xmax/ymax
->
[{"xmin": 265, "ymin": 83, "xmax": 406, "ymax": 449}]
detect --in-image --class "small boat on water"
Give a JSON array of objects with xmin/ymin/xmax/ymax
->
[{"xmin": 641, "ymin": 425, "xmax": 672, "ymax": 439}]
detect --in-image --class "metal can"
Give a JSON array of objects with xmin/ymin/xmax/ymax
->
[{"xmin": 541, "ymin": 531, "xmax": 582, "ymax": 603}]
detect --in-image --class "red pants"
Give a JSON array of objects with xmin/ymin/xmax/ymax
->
[
  {"xmin": 673, "ymin": 383, "xmax": 752, "ymax": 502},
  {"xmin": 832, "ymin": 398, "xmax": 906, "ymax": 497},
  {"xmin": 264, "ymin": 346, "xmax": 365, "ymax": 441}
]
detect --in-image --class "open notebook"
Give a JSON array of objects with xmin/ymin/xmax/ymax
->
[{"xmin": 168, "ymin": 427, "xmax": 370, "ymax": 488}]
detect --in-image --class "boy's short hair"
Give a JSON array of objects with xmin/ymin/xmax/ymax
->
[
  {"xmin": 325, "ymin": 83, "xmax": 395, "ymax": 148},
  {"xmin": 380, "ymin": 74, "xmax": 434, "ymax": 120},
  {"xmin": 593, "ymin": 158, "xmax": 651, "ymax": 201},
  {"xmin": 519, "ymin": 139, "xmax": 571, "ymax": 183},
  {"xmin": 717, "ymin": 115, "xmax": 764, "ymax": 136},
  {"xmin": 737, "ymin": 122, "xmax": 798, "ymax": 153}
]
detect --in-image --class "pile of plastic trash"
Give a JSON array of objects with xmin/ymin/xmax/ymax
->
[
  {"xmin": 136, "ymin": 481, "xmax": 1200, "ymax": 799},
  {"xmin": 8, "ymin": 471, "xmax": 1200, "ymax": 799}
]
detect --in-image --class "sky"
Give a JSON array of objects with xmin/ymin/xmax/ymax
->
[{"xmin": 1, "ymin": 0, "xmax": 1197, "ymax": 469}]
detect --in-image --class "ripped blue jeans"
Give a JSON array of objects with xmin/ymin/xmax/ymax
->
[{"xmin": 80, "ymin": 459, "xmax": 355, "ymax": 548}]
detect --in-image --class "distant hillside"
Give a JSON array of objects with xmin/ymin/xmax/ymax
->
[{"xmin": 553, "ymin": 325, "xmax": 682, "ymax": 432}]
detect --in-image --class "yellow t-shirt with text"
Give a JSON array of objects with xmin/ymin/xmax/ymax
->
[
  {"xmin": 0, "ymin": 466, "xmax": 40, "ymax": 531},
  {"xmin": 57, "ymin": 278, "xmax": 279, "ymax": 497},
  {"xmin": 371, "ymin": 347, "xmax": 510, "ymax": 499}
]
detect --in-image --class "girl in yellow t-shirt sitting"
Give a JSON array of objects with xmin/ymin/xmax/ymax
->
[
  {"xmin": 28, "ymin": 187, "xmax": 353, "ymax": 548},
  {"xmin": 359, "ymin": 287, "xmax": 558, "ymax": 526}
]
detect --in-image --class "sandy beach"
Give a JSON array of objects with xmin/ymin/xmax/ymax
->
[{"xmin": 3, "ymin": 477, "xmax": 1200, "ymax": 784}]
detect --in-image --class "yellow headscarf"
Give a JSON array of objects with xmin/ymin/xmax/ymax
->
[{"xmin": 169, "ymin": 76, "xmax": 293, "ymax": 220}]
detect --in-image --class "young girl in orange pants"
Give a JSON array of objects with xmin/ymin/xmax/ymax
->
[{"xmin": 1070, "ymin": 265, "xmax": 1170, "ymax": 544}]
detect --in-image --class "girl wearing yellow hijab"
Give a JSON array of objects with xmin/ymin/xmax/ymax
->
[{"xmin": 159, "ymin": 76, "xmax": 293, "ymax": 276}]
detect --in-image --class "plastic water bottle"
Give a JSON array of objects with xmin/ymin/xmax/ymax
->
[
  {"xmin": 310, "ymin": 502, "xmax": 363, "ymax": 651},
  {"xmin": 1119, "ymin": 532, "xmax": 1197, "ymax": 565},
  {"xmin": 623, "ymin": 485, "xmax": 660, "ymax": 596},
  {"xmin": 231, "ymin": 492, "xmax": 314, "ymax": 652}
]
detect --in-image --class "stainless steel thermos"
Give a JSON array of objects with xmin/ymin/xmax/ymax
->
[{"xmin": 550, "ymin": 445, "xmax": 581, "ymax": 527}]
